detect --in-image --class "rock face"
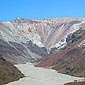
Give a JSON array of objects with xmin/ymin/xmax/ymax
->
[
  {"xmin": 66, "ymin": 29, "xmax": 85, "ymax": 43},
  {"xmin": 0, "ymin": 54, "xmax": 24, "ymax": 84}
]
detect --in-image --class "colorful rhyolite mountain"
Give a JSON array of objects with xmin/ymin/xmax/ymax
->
[
  {"xmin": 0, "ymin": 18, "xmax": 85, "ymax": 64},
  {"xmin": 0, "ymin": 18, "xmax": 85, "ymax": 85}
]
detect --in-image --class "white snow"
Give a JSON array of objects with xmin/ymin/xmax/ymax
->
[
  {"xmin": 7, "ymin": 63, "xmax": 84, "ymax": 85},
  {"xmin": 32, "ymin": 33, "xmax": 44, "ymax": 47},
  {"xmin": 53, "ymin": 39, "xmax": 67, "ymax": 49}
]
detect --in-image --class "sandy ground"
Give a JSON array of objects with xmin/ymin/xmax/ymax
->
[{"xmin": 7, "ymin": 63, "xmax": 84, "ymax": 85}]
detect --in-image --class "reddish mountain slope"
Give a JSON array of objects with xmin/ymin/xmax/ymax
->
[{"xmin": 36, "ymin": 31, "xmax": 85, "ymax": 67}]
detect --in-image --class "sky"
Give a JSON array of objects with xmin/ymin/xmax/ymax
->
[{"xmin": 0, "ymin": 0, "xmax": 85, "ymax": 21}]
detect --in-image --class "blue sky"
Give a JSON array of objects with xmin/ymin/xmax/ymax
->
[{"xmin": 0, "ymin": 0, "xmax": 85, "ymax": 21}]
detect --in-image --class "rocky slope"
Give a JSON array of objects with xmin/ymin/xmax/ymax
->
[
  {"xmin": 10, "ymin": 18, "xmax": 85, "ymax": 51},
  {"xmin": 52, "ymin": 29, "xmax": 85, "ymax": 77},
  {"xmin": 36, "ymin": 28, "xmax": 85, "ymax": 77},
  {"xmin": 0, "ymin": 39, "xmax": 44, "ymax": 64},
  {"xmin": 1, "ymin": 18, "xmax": 85, "ymax": 63},
  {"xmin": 0, "ymin": 54, "xmax": 24, "ymax": 84}
]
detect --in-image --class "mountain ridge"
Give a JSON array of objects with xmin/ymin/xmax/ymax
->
[{"xmin": 0, "ymin": 17, "xmax": 85, "ymax": 63}]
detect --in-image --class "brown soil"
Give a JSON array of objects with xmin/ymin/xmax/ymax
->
[{"xmin": 64, "ymin": 82, "xmax": 85, "ymax": 85}]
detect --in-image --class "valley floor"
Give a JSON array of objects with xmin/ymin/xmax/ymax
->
[{"xmin": 7, "ymin": 63, "xmax": 84, "ymax": 85}]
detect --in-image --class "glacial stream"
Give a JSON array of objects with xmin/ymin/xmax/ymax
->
[{"xmin": 7, "ymin": 63, "xmax": 84, "ymax": 85}]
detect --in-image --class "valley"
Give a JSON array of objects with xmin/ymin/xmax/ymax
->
[
  {"xmin": 7, "ymin": 63, "xmax": 84, "ymax": 85},
  {"xmin": 0, "ymin": 17, "xmax": 85, "ymax": 85}
]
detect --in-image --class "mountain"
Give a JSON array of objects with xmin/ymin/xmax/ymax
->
[
  {"xmin": 0, "ymin": 18, "xmax": 85, "ymax": 64},
  {"xmin": 10, "ymin": 18, "xmax": 85, "ymax": 51},
  {"xmin": 36, "ymin": 28, "xmax": 85, "ymax": 77}
]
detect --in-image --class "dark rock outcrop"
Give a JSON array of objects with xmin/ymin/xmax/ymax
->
[
  {"xmin": 0, "ymin": 54, "xmax": 24, "ymax": 84},
  {"xmin": 66, "ymin": 29, "xmax": 85, "ymax": 44},
  {"xmin": 23, "ymin": 40, "xmax": 48, "ymax": 57}
]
